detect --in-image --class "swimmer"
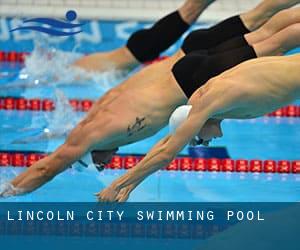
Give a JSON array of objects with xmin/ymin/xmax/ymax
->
[
  {"xmin": 73, "ymin": 0, "xmax": 300, "ymax": 73},
  {"xmin": 210, "ymin": 6, "xmax": 300, "ymax": 54},
  {"xmin": 98, "ymin": 54, "xmax": 300, "ymax": 202},
  {"xmin": 2, "ymin": 0, "xmax": 300, "ymax": 197},
  {"xmin": 73, "ymin": 0, "xmax": 217, "ymax": 73},
  {"xmin": 19, "ymin": 2, "xmax": 300, "ymax": 142}
]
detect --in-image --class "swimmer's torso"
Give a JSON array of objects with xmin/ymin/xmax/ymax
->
[
  {"xmin": 211, "ymin": 55, "xmax": 300, "ymax": 119},
  {"xmin": 114, "ymin": 49, "xmax": 187, "ymax": 119},
  {"xmin": 91, "ymin": 50, "xmax": 187, "ymax": 149}
]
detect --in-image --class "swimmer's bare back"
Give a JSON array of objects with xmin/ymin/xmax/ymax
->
[
  {"xmin": 189, "ymin": 54, "xmax": 300, "ymax": 120},
  {"xmin": 83, "ymin": 50, "xmax": 188, "ymax": 150}
]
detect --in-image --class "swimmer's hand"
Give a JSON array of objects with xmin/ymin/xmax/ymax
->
[
  {"xmin": 115, "ymin": 186, "xmax": 132, "ymax": 202},
  {"xmin": 95, "ymin": 184, "xmax": 134, "ymax": 202},
  {"xmin": 0, "ymin": 183, "xmax": 19, "ymax": 198},
  {"xmin": 95, "ymin": 185, "xmax": 120, "ymax": 202}
]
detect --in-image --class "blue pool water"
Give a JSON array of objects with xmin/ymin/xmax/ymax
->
[{"xmin": 0, "ymin": 21, "xmax": 300, "ymax": 202}]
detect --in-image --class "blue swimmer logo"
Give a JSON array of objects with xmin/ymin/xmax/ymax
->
[{"xmin": 10, "ymin": 10, "xmax": 85, "ymax": 36}]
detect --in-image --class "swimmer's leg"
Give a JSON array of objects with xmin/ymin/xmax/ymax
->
[
  {"xmin": 253, "ymin": 23, "xmax": 300, "ymax": 57},
  {"xmin": 181, "ymin": 0, "xmax": 300, "ymax": 54},
  {"xmin": 209, "ymin": 7, "xmax": 300, "ymax": 54},
  {"xmin": 240, "ymin": 0, "xmax": 300, "ymax": 31},
  {"xmin": 245, "ymin": 7, "xmax": 300, "ymax": 45},
  {"xmin": 73, "ymin": 0, "xmax": 215, "ymax": 73}
]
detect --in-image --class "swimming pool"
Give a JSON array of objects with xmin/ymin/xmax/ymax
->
[{"xmin": 0, "ymin": 19, "xmax": 300, "ymax": 203}]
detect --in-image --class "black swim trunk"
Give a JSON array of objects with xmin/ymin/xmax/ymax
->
[
  {"xmin": 172, "ymin": 45, "xmax": 257, "ymax": 98},
  {"xmin": 181, "ymin": 15, "xmax": 250, "ymax": 54}
]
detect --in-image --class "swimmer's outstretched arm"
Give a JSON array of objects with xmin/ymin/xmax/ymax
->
[
  {"xmin": 97, "ymin": 90, "xmax": 223, "ymax": 202},
  {"xmin": 0, "ymin": 140, "xmax": 89, "ymax": 197},
  {"xmin": 0, "ymin": 106, "xmax": 114, "ymax": 197}
]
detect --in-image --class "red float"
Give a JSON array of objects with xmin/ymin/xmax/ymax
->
[
  {"xmin": 11, "ymin": 153, "xmax": 25, "ymax": 167},
  {"xmin": 286, "ymin": 105, "xmax": 298, "ymax": 117},
  {"xmin": 0, "ymin": 153, "xmax": 11, "ymax": 166},
  {"xmin": 193, "ymin": 158, "xmax": 206, "ymax": 171},
  {"xmin": 16, "ymin": 98, "xmax": 28, "ymax": 110},
  {"xmin": 81, "ymin": 100, "xmax": 93, "ymax": 112},
  {"xmin": 42, "ymin": 99, "xmax": 55, "ymax": 111},
  {"xmin": 7, "ymin": 51, "xmax": 18, "ymax": 62},
  {"xmin": 3, "ymin": 98, "xmax": 15, "ymax": 110},
  {"xmin": 26, "ymin": 154, "xmax": 40, "ymax": 167},
  {"xmin": 69, "ymin": 99, "xmax": 80, "ymax": 111},
  {"xmin": 221, "ymin": 159, "xmax": 235, "ymax": 172},
  {"xmin": 274, "ymin": 108, "xmax": 285, "ymax": 117},
  {"xmin": 207, "ymin": 158, "xmax": 221, "ymax": 172},
  {"xmin": 277, "ymin": 160, "xmax": 291, "ymax": 173},
  {"xmin": 124, "ymin": 156, "xmax": 138, "ymax": 169},
  {"xmin": 250, "ymin": 160, "xmax": 263, "ymax": 173},
  {"xmin": 0, "ymin": 51, "xmax": 5, "ymax": 61},
  {"xmin": 29, "ymin": 99, "xmax": 41, "ymax": 111},
  {"xmin": 236, "ymin": 160, "xmax": 249, "ymax": 172},
  {"xmin": 166, "ymin": 159, "xmax": 179, "ymax": 171},
  {"xmin": 17, "ymin": 52, "xmax": 28, "ymax": 63},
  {"xmin": 292, "ymin": 161, "xmax": 300, "ymax": 174},
  {"xmin": 263, "ymin": 160, "xmax": 276, "ymax": 173},
  {"xmin": 180, "ymin": 157, "xmax": 193, "ymax": 171},
  {"xmin": 108, "ymin": 156, "xmax": 123, "ymax": 169}
]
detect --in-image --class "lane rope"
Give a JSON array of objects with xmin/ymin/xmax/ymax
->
[
  {"xmin": 0, "ymin": 50, "xmax": 167, "ymax": 64},
  {"xmin": 1, "ymin": 50, "xmax": 299, "ymax": 117},
  {"xmin": 0, "ymin": 151, "xmax": 299, "ymax": 174},
  {"xmin": 1, "ymin": 97, "xmax": 299, "ymax": 117}
]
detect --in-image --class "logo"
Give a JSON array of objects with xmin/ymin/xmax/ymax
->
[{"xmin": 10, "ymin": 10, "xmax": 86, "ymax": 36}]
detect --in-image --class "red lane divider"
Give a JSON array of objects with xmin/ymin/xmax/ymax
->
[
  {"xmin": 0, "ymin": 152, "xmax": 299, "ymax": 174},
  {"xmin": 1, "ymin": 97, "xmax": 299, "ymax": 117},
  {"xmin": 0, "ymin": 50, "xmax": 168, "ymax": 65},
  {"xmin": 1, "ymin": 50, "xmax": 299, "ymax": 117},
  {"xmin": 0, "ymin": 51, "xmax": 29, "ymax": 63},
  {"xmin": 0, "ymin": 97, "xmax": 93, "ymax": 112}
]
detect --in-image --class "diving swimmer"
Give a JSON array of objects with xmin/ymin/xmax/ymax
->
[
  {"xmin": 2, "ymin": 0, "xmax": 300, "ymax": 197},
  {"xmin": 98, "ymin": 54, "xmax": 300, "ymax": 202}
]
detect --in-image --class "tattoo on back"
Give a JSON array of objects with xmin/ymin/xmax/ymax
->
[{"xmin": 127, "ymin": 117, "xmax": 146, "ymax": 136}]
